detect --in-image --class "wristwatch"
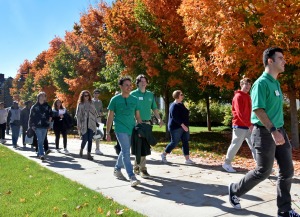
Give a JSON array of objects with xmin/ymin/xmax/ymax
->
[{"xmin": 269, "ymin": 126, "xmax": 277, "ymax": 133}]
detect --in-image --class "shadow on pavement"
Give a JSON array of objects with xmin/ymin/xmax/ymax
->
[{"xmin": 135, "ymin": 175, "xmax": 273, "ymax": 217}]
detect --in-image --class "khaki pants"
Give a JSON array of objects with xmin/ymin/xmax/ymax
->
[
  {"xmin": 134, "ymin": 156, "xmax": 147, "ymax": 171},
  {"xmin": 95, "ymin": 139, "xmax": 100, "ymax": 150}
]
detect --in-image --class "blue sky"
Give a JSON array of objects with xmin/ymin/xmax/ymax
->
[{"xmin": 0, "ymin": 0, "xmax": 112, "ymax": 78}]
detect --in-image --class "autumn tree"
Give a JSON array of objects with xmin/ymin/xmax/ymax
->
[
  {"xmin": 179, "ymin": 0, "xmax": 300, "ymax": 147},
  {"xmin": 104, "ymin": 0, "xmax": 202, "ymax": 135}
]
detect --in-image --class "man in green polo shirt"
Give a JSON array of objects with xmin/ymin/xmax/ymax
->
[
  {"xmin": 228, "ymin": 47, "xmax": 299, "ymax": 217},
  {"xmin": 106, "ymin": 76, "xmax": 142, "ymax": 187},
  {"xmin": 131, "ymin": 74, "xmax": 163, "ymax": 178}
]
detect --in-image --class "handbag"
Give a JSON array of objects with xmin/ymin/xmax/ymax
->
[
  {"xmin": 24, "ymin": 135, "xmax": 33, "ymax": 144},
  {"xmin": 93, "ymin": 123, "xmax": 104, "ymax": 140}
]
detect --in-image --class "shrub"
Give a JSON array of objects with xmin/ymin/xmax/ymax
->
[{"xmin": 185, "ymin": 100, "xmax": 231, "ymax": 126}]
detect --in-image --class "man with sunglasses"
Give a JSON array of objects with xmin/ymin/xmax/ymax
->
[
  {"xmin": 106, "ymin": 76, "xmax": 142, "ymax": 187},
  {"xmin": 92, "ymin": 89, "xmax": 104, "ymax": 155}
]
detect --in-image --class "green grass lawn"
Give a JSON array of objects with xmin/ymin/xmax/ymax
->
[{"xmin": 0, "ymin": 145, "xmax": 144, "ymax": 217}]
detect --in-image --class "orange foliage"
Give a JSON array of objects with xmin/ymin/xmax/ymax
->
[{"xmin": 179, "ymin": 0, "xmax": 300, "ymax": 89}]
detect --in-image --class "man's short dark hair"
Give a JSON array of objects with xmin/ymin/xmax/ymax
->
[
  {"xmin": 93, "ymin": 89, "xmax": 100, "ymax": 94},
  {"xmin": 263, "ymin": 47, "xmax": 283, "ymax": 67},
  {"xmin": 118, "ymin": 76, "xmax": 132, "ymax": 85},
  {"xmin": 135, "ymin": 74, "xmax": 148, "ymax": 85}
]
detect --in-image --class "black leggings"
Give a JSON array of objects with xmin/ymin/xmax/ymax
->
[
  {"xmin": 0, "ymin": 123, "xmax": 6, "ymax": 139},
  {"xmin": 54, "ymin": 129, "xmax": 67, "ymax": 149}
]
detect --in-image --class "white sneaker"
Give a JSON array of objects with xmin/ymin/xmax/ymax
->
[
  {"xmin": 113, "ymin": 169, "xmax": 126, "ymax": 180},
  {"xmin": 64, "ymin": 149, "xmax": 70, "ymax": 154},
  {"xmin": 130, "ymin": 176, "xmax": 141, "ymax": 187},
  {"xmin": 161, "ymin": 153, "xmax": 168, "ymax": 163},
  {"xmin": 185, "ymin": 159, "xmax": 196, "ymax": 165},
  {"xmin": 222, "ymin": 163, "xmax": 236, "ymax": 173},
  {"xmin": 95, "ymin": 149, "xmax": 103, "ymax": 155}
]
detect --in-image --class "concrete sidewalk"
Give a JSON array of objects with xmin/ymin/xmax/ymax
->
[{"xmin": 4, "ymin": 134, "xmax": 300, "ymax": 217}]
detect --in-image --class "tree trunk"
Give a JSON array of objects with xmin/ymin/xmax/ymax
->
[
  {"xmin": 164, "ymin": 89, "xmax": 170, "ymax": 140},
  {"xmin": 206, "ymin": 95, "xmax": 211, "ymax": 131},
  {"xmin": 288, "ymin": 89, "xmax": 299, "ymax": 148}
]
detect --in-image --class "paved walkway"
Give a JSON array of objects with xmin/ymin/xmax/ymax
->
[{"xmin": 4, "ymin": 134, "xmax": 300, "ymax": 217}]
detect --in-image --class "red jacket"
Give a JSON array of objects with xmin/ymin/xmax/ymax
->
[{"xmin": 232, "ymin": 90, "xmax": 251, "ymax": 128}]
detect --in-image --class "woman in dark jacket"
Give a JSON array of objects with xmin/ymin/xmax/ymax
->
[
  {"xmin": 161, "ymin": 90, "xmax": 195, "ymax": 164},
  {"xmin": 52, "ymin": 99, "xmax": 71, "ymax": 154}
]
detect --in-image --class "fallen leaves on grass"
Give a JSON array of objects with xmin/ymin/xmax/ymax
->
[
  {"xmin": 20, "ymin": 198, "xmax": 26, "ymax": 203},
  {"xmin": 115, "ymin": 209, "xmax": 124, "ymax": 215},
  {"xmin": 97, "ymin": 207, "xmax": 103, "ymax": 213},
  {"xmin": 5, "ymin": 190, "xmax": 11, "ymax": 195}
]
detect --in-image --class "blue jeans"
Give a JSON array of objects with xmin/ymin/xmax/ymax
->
[
  {"xmin": 165, "ymin": 128, "xmax": 190, "ymax": 156},
  {"xmin": 115, "ymin": 133, "xmax": 134, "ymax": 178},
  {"xmin": 232, "ymin": 126, "xmax": 294, "ymax": 212},
  {"xmin": 10, "ymin": 124, "xmax": 20, "ymax": 146},
  {"xmin": 81, "ymin": 129, "xmax": 94, "ymax": 152},
  {"xmin": 35, "ymin": 128, "xmax": 48, "ymax": 157}
]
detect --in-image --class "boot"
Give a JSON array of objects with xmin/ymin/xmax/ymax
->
[
  {"xmin": 79, "ymin": 149, "xmax": 83, "ymax": 158},
  {"xmin": 87, "ymin": 152, "xmax": 94, "ymax": 161}
]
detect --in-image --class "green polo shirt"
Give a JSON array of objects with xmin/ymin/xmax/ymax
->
[
  {"xmin": 107, "ymin": 94, "xmax": 140, "ymax": 135},
  {"xmin": 250, "ymin": 72, "xmax": 284, "ymax": 128},
  {"xmin": 130, "ymin": 89, "xmax": 157, "ymax": 121}
]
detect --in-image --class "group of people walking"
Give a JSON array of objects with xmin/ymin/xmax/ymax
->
[{"xmin": 0, "ymin": 47, "xmax": 299, "ymax": 216}]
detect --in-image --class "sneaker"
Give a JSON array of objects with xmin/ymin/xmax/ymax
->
[
  {"xmin": 64, "ymin": 149, "xmax": 70, "ymax": 154},
  {"xmin": 222, "ymin": 163, "xmax": 236, "ymax": 173},
  {"xmin": 278, "ymin": 209, "xmax": 300, "ymax": 217},
  {"xmin": 95, "ymin": 149, "xmax": 103, "ymax": 155},
  {"xmin": 113, "ymin": 169, "xmax": 126, "ymax": 180},
  {"xmin": 23, "ymin": 144, "xmax": 26, "ymax": 148},
  {"xmin": 161, "ymin": 153, "xmax": 168, "ymax": 163},
  {"xmin": 56, "ymin": 148, "xmax": 61, "ymax": 153},
  {"xmin": 228, "ymin": 183, "xmax": 241, "ymax": 209},
  {"xmin": 134, "ymin": 167, "xmax": 140, "ymax": 175},
  {"xmin": 45, "ymin": 149, "xmax": 51, "ymax": 155},
  {"xmin": 2, "ymin": 140, "xmax": 6, "ymax": 144},
  {"xmin": 130, "ymin": 176, "xmax": 141, "ymax": 187},
  {"xmin": 185, "ymin": 159, "xmax": 196, "ymax": 165},
  {"xmin": 40, "ymin": 156, "xmax": 45, "ymax": 161},
  {"xmin": 140, "ymin": 170, "xmax": 150, "ymax": 179}
]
